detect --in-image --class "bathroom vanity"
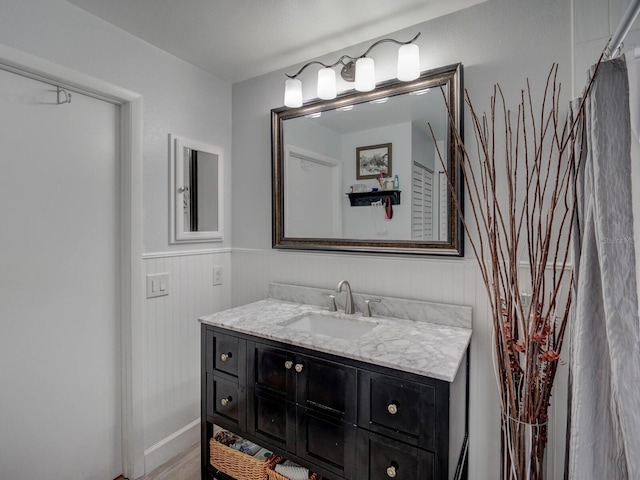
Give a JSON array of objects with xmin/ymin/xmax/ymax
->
[{"xmin": 200, "ymin": 284, "xmax": 472, "ymax": 480}]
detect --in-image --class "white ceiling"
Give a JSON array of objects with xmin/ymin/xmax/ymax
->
[{"xmin": 66, "ymin": 0, "xmax": 486, "ymax": 84}]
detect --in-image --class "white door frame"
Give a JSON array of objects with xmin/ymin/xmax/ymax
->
[{"xmin": 0, "ymin": 44, "xmax": 145, "ymax": 479}]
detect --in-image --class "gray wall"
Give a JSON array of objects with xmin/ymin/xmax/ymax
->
[
  {"xmin": 1, "ymin": 0, "xmax": 618, "ymax": 478},
  {"xmin": 0, "ymin": 0, "xmax": 233, "ymax": 474},
  {"xmin": 231, "ymin": 0, "xmax": 574, "ymax": 478},
  {"xmin": 0, "ymin": 0, "xmax": 232, "ymax": 254}
]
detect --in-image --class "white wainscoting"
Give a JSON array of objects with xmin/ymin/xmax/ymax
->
[
  {"xmin": 230, "ymin": 248, "xmax": 569, "ymax": 480},
  {"xmin": 142, "ymin": 249, "xmax": 232, "ymax": 473}
]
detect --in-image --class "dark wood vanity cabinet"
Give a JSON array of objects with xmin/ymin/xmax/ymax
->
[
  {"xmin": 202, "ymin": 325, "xmax": 468, "ymax": 480},
  {"xmin": 246, "ymin": 341, "xmax": 358, "ymax": 478}
]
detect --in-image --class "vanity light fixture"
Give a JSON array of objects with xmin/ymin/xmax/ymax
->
[
  {"xmin": 283, "ymin": 32, "xmax": 421, "ymax": 108},
  {"xmin": 317, "ymin": 67, "xmax": 337, "ymax": 100},
  {"xmin": 284, "ymin": 78, "xmax": 303, "ymax": 108}
]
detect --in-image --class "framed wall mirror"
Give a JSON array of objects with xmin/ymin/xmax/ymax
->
[
  {"xmin": 272, "ymin": 63, "xmax": 463, "ymax": 256},
  {"xmin": 170, "ymin": 134, "xmax": 224, "ymax": 243}
]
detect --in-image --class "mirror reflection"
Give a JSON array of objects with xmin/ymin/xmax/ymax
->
[
  {"xmin": 283, "ymin": 88, "xmax": 448, "ymax": 241},
  {"xmin": 170, "ymin": 135, "xmax": 223, "ymax": 243},
  {"xmin": 182, "ymin": 147, "xmax": 219, "ymax": 232},
  {"xmin": 272, "ymin": 63, "xmax": 463, "ymax": 255}
]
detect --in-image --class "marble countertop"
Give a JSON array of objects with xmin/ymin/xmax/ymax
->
[{"xmin": 199, "ymin": 298, "xmax": 471, "ymax": 382}]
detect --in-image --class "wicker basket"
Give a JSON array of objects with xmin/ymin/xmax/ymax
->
[
  {"xmin": 209, "ymin": 433, "xmax": 279, "ymax": 480},
  {"xmin": 266, "ymin": 463, "xmax": 320, "ymax": 480}
]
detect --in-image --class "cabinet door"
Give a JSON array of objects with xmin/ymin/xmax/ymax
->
[
  {"xmin": 249, "ymin": 342, "xmax": 295, "ymax": 401},
  {"xmin": 296, "ymin": 406, "xmax": 357, "ymax": 479},
  {"xmin": 247, "ymin": 342, "xmax": 296, "ymax": 450},
  {"xmin": 295, "ymin": 354, "xmax": 357, "ymax": 423},
  {"xmin": 356, "ymin": 430, "xmax": 435, "ymax": 480},
  {"xmin": 247, "ymin": 388, "xmax": 296, "ymax": 452}
]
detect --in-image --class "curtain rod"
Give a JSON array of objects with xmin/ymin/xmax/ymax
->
[{"xmin": 605, "ymin": 0, "xmax": 640, "ymax": 59}]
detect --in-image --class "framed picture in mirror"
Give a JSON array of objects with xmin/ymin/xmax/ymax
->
[{"xmin": 356, "ymin": 143, "xmax": 392, "ymax": 179}]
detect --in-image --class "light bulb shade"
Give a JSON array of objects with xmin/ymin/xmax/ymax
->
[
  {"xmin": 317, "ymin": 67, "xmax": 337, "ymax": 100},
  {"xmin": 397, "ymin": 43, "xmax": 420, "ymax": 81},
  {"xmin": 284, "ymin": 78, "xmax": 303, "ymax": 108},
  {"xmin": 355, "ymin": 57, "xmax": 376, "ymax": 92}
]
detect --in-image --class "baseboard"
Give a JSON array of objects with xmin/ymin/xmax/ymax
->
[{"xmin": 143, "ymin": 419, "xmax": 200, "ymax": 475}]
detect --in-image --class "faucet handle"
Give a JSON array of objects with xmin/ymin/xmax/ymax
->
[
  {"xmin": 364, "ymin": 298, "xmax": 381, "ymax": 317},
  {"xmin": 328, "ymin": 294, "xmax": 337, "ymax": 312}
]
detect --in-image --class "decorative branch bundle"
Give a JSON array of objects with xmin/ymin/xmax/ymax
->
[{"xmin": 433, "ymin": 61, "xmax": 601, "ymax": 479}]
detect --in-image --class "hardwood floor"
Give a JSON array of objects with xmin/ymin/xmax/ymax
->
[{"xmin": 135, "ymin": 443, "xmax": 200, "ymax": 480}]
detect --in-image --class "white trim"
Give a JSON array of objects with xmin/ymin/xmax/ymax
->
[
  {"xmin": 231, "ymin": 248, "xmax": 575, "ymax": 270},
  {"xmin": 122, "ymin": 97, "xmax": 145, "ymax": 480},
  {"xmin": 0, "ymin": 44, "xmax": 139, "ymax": 104},
  {"xmin": 0, "ymin": 44, "xmax": 145, "ymax": 480},
  {"xmin": 143, "ymin": 419, "xmax": 200, "ymax": 474},
  {"xmin": 143, "ymin": 247, "xmax": 232, "ymax": 259}
]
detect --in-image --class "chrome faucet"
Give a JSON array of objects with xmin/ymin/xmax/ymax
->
[{"xmin": 335, "ymin": 280, "xmax": 355, "ymax": 314}]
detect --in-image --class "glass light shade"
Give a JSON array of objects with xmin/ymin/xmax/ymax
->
[
  {"xmin": 284, "ymin": 78, "xmax": 303, "ymax": 108},
  {"xmin": 397, "ymin": 43, "xmax": 420, "ymax": 81},
  {"xmin": 355, "ymin": 57, "xmax": 376, "ymax": 92},
  {"xmin": 317, "ymin": 67, "xmax": 337, "ymax": 100}
]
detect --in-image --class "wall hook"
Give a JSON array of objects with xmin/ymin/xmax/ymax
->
[{"xmin": 56, "ymin": 86, "xmax": 72, "ymax": 105}]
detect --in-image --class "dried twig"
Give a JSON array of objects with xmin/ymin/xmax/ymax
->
[{"xmin": 432, "ymin": 59, "xmax": 603, "ymax": 479}]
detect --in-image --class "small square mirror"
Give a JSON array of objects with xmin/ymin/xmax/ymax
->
[{"xmin": 169, "ymin": 134, "xmax": 224, "ymax": 243}]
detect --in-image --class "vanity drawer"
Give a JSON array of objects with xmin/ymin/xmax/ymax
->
[
  {"xmin": 209, "ymin": 374, "xmax": 245, "ymax": 429},
  {"xmin": 215, "ymin": 332, "xmax": 241, "ymax": 377},
  {"xmin": 358, "ymin": 370, "xmax": 437, "ymax": 450},
  {"xmin": 356, "ymin": 429, "xmax": 435, "ymax": 480}
]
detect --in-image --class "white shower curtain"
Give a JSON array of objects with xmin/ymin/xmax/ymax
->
[{"xmin": 568, "ymin": 57, "xmax": 640, "ymax": 480}]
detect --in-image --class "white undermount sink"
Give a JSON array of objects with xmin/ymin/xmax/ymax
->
[{"xmin": 279, "ymin": 311, "xmax": 378, "ymax": 340}]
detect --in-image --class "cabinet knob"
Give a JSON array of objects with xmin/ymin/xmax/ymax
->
[
  {"xmin": 284, "ymin": 360, "xmax": 293, "ymax": 370},
  {"xmin": 387, "ymin": 402, "xmax": 399, "ymax": 415},
  {"xmin": 220, "ymin": 352, "xmax": 231, "ymax": 362},
  {"xmin": 294, "ymin": 363, "xmax": 304, "ymax": 373},
  {"xmin": 386, "ymin": 465, "xmax": 397, "ymax": 478},
  {"xmin": 220, "ymin": 396, "xmax": 232, "ymax": 407}
]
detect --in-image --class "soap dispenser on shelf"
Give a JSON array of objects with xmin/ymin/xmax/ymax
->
[{"xmin": 393, "ymin": 175, "xmax": 399, "ymax": 190}]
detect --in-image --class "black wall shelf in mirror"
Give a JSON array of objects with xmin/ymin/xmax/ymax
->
[{"xmin": 347, "ymin": 190, "xmax": 401, "ymax": 207}]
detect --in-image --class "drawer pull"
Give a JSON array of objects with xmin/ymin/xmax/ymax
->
[
  {"xmin": 294, "ymin": 363, "xmax": 304, "ymax": 373},
  {"xmin": 387, "ymin": 402, "xmax": 399, "ymax": 415},
  {"xmin": 386, "ymin": 465, "xmax": 397, "ymax": 478},
  {"xmin": 284, "ymin": 360, "xmax": 293, "ymax": 370},
  {"xmin": 220, "ymin": 396, "xmax": 233, "ymax": 407},
  {"xmin": 220, "ymin": 352, "xmax": 232, "ymax": 362}
]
